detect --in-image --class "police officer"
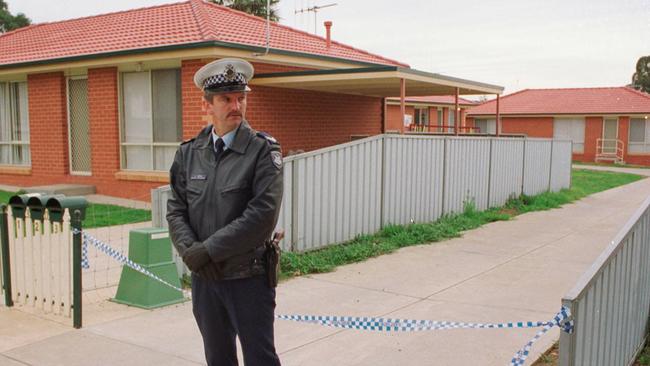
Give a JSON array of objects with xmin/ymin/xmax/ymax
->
[{"xmin": 167, "ymin": 58, "xmax": 283, "ymax": 366}]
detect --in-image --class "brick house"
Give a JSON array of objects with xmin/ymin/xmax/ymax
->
[
  {"xmin": 0, "ymin": 0, "xmax": 501, "ymax": 199},
  {"xmin": 385, "ymin": 96, "xmax": 477, "ymax": 133},
  {"xmin": 466, "ymin": 87, "xmax": 650, "ymax": 164}
]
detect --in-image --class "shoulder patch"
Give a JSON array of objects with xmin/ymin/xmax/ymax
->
[
  {"xmin": 180, "ymin": 138, "xmax": 195, "ymax": 145},
  {"xmin": 256, "ymin": 131, "xmax": 279, "ymax": 145},
  {"xmin": 270, "ymin": 150, "xmax": 283, "ymax": 169}
]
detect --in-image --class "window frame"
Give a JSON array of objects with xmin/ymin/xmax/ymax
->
[
  {"xmin": 0, "ymin": 81, "xmax": 31, "ymax": 166},
  {"xmin": 118, "ymin": 68, "xmax": 182, "ymax": 172},
  {"xmin": 627, "ymin": 116, "xmax": 650, "ymax": 154}
]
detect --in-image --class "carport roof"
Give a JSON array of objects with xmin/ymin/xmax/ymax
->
[{"xmin": 252, "ymin": 66, "xmax": 504, "ymax": 97}]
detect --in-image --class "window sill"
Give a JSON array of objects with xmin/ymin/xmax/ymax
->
[
  {"xmin": 115, "ymin": 170, "xmax": 169, "ymax": 183},
  {"xmin": 0, "ymin": 165, "xmax": 31, "ymax": 175}
]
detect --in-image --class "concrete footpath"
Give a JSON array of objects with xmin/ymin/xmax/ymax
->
[{"xmin": 2, "ymin": 168, "xmax": 650, "ymax": 365}]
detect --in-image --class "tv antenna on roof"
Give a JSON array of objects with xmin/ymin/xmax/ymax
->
[{"xmin": 295, "ymin": 2, "xmax": 337, "ymax": 34}]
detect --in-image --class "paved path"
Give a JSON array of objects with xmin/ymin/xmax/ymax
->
[{"xmin": 1, "ymin": 174, "xmax": 649, "ymax": 366}]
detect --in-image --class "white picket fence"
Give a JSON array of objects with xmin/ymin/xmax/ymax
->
[
  {"xmin": 5, "ymin": 208, "xmax": 74, "ymax": 317},
  {"xmin": 153, "ymin": 134, "xmax": 572, "ymax": 253}
]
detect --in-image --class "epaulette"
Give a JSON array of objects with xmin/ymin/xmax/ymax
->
[
  {"xmin": 180, "ymin": 138, "xmax": 195, "ymax": 145},
  {"xmin": 256, "ymin": 131, "xmax": 279, "ymax": 145}
]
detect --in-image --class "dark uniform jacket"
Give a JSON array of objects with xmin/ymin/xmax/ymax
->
[{"xmin": 166, "ymin": 120, "xmax": 283, "ymax": 280}]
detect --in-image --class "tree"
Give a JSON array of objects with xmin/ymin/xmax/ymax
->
[
  {"xmin": 211, "ymin": 0, "xmax": 280, "ymax": 22},
  {"xmin": 631, "ymin": 56, "xmax": 650, "ymax": 94},
  {"xmin": 0, "ymin": 0, "xmax": 30, "ymax": 33}
]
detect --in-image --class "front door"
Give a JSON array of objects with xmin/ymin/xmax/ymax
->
[
  {"xmin": 603, "ymin": 118, "xmax": 618, "ymax": 154},
  {"xmin": 67, "ymin": 77, "xmax": 91, "ymax": 175}
]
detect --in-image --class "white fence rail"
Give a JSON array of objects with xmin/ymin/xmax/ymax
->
[
  {"xmin": 5, "ymin": 208, "xmax": 74, "ymax": 317},
  {"xmin": 153, "ymin": 135, "xmax": 572, "ymax": 252},
  {"xmin": 560, "ymin": 196, "xmax": 650, "ymax": 366}
]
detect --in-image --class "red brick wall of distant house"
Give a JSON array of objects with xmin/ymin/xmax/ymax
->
[
  {"xmin": 501, "ymin": 117, "xmax": 554, "ymax": 138},
  {"xmin": 385, "ymin": 105, "xmax": 414, "ymax": 133},
  {"xmin": 0, "ymin": 59, "xmax": 383, "ymax": 200}
]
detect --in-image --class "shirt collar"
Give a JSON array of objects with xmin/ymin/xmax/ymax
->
[{"xmin": 212, "ymin": 125, "xmax": 238, "ymax": 151}]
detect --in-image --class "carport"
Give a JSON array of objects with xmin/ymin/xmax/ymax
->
[{"xmin": 253, "ymin": 66, "xmax": 504, "ymax": 135}]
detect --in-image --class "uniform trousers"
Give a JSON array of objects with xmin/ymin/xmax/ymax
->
[{"xmin": 192, "ymin": 274, "xmax": 281, "ymax": 366}]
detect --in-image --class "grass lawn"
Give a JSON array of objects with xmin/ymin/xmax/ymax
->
[
  {"xmin": 0, "ymin": 190, "xmax": 151, "ymax": 229},
  {"xmin": 636, "ymin": 340, "xmax": 650, "ymax": 365},
  {"xmin": 280, "ymin": 168, "xmax": 644, "ymax": 279}
]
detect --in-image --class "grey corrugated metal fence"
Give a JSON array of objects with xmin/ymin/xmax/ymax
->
[
  {"xmin": 560, "ymin": 196, "xmax": 650, "ymax": 366},
  {"xmin": 152, "ymin": 134, "xmax": 572, "ymax": 252}
]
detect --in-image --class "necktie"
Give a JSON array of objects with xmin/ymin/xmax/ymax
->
[{"xmin": 214, "ymin": 138, "xmax": 225, "ymax": 163}]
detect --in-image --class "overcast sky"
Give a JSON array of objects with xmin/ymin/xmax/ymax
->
[{"xmin": 8, "ymin": 0, "xmax": 650, "ymax": 95}]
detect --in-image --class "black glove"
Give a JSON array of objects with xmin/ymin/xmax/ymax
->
[
  {"xmin": 198, "ymin": 264, "xmax": 222, "ymax": 281},
  {"xmin": 182, "ymin": 242, "xmax": 211, "ymax": 272}
]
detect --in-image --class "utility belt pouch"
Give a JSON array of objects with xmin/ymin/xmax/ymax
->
[{"xmin": 265, "ymin": 230, "xmax": 284, "ymax": 288}]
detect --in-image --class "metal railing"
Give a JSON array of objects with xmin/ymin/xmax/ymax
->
[
  {"xmin": 596, "ymin": 138, "xmax": 624, "ymax": 164},
  {"xmin": 407, "ymin": 124, "xmax": 479, "ymax": 134},
  {"xmin": 153, "ymin": 134, "xmax": 572, "ymax": 253},
  {"xmin": 560, "ymin": 196, "xmax": 650, "ymax": 366}
]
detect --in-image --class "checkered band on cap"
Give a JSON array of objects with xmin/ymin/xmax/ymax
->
[{"xmin": 203, "ymin": 72, "xmax": 247, "ymax": 90}]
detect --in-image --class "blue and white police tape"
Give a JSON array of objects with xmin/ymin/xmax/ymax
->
[
  {"xmin": 278, "ymin": 308, "xmax": 573, "ymax": 366},
  {"xmin": 78, "ymin": 231, "xmax": 573, "ymax": 366},
  {"xmin": 78, "ymin": 230, "xmax": 183, "ymax": 293}
]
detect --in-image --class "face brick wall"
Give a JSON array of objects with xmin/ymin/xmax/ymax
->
[
  {"xmin": 28, "ymin": 72, "xmax": 69, "ymax": 178},
  {"xmin": 385, "ymin": 105, "xmax": 413, "ymax": 133},
  {"xmin": 501, "ymin": 117, "xmax": 554, "ymax": 138}
]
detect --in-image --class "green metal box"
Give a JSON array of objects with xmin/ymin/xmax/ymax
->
[{"xmin": 113, "ymin": 228, "xmax": 185, "ymax": 309}]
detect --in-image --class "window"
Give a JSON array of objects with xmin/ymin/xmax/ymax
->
[
  {"xmin": 448, "ymin": 107, "xmax": 456, "ymax": 132},
  {"xmin": 0, "ymin": 82, "xmax": 30, "ymax": 166},
  {"xmin": 628, "ymin": 118, "xmax": 650, "ymax": 153},
  {"xmin": 553, "ymin": 117, "xmax": 585, "ymax": 153},
  {"xmin": 414, "ymin": 107, "xmax": 429, "ymax": 126},
  {"xmin": 121, "ymin": 69, "xmax": 182, "ymax": 171},
  {"xmin": 474, "ymin": 119, "xmax": 496, "ymax": 134},
  {"xmin": 437, "ymin": 108, "xmax": 443, "ymax": 132}
]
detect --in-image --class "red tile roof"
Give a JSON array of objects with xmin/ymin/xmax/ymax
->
[
  {"xmin": 0, "ymin": 0, "xmax": 407, "ymax": 68},
  {"xmin": 387, "ymin": 95, "xmax": 477, "ymax": 106},
  {"xmin": 467, "ymin": 87, "xmax": 650, "ymax": 116}
]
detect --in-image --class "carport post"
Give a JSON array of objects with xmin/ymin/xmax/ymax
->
[
  {"xmin": 454, "ymin": 88, "xmax": 460, "ymax": 136},
  {"xmin": 400, "ymin": 78, "xmax": 406, "ymax": 133},
  {"xmin": 496, "ymin": 94, "xmax": 501, "ymax": 136},
  {"xmin": 1, "ymin": 204, "xmax": 13, "ymax": 307}
]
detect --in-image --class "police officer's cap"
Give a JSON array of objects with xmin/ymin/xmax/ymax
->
[{"xmin": 194, "ymin": 58, "xmax": 254, "ymax": 94}]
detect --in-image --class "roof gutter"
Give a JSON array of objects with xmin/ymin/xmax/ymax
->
[{"xmin": 0, "ymin": 39, "xmax": 398, "ymax": 71}]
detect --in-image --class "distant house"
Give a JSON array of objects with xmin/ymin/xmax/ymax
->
[
  {"xmin": 466, "ymin": 87, "xmax": 650, "ymax": 164},
  {"xmin": 385, "ymin": 96, "xmax": 477, "ymax": 133},
  {"xmin": 0, "ymin": 0, "xmax": 501, "ymax": 199}
]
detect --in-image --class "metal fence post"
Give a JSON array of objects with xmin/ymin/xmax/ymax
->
[
  {"xmin": 559, "ymin": 298, "xmax": 577, "ymax": 366},
  {"xmin": 548, "ymin": 139, "xmax": 554, "ymax": 191},
  {"xmin": 441, "ymin": 138, "xmax": 448, "ymax": 215},
  {"xmin": 521, "ymin": 139, "xmax": 527, "ymax": 196},
  {"xmin": 71, "ymin": 209, "xmax": 82, "ymax": 329},
  {"xmin": 380, "ymin": 135, "xmax": 386, "ymax": 229},
  {"xmin": 291, "ymin": 160, "xmax": 299, "ymax": 252},
  {"xmin": 487, "ymin": 138, "xmax": 493, "ymax": 208},
  {"xmin": 0, "ymin": 204, "xmax": 13, "ymax": 307}
]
